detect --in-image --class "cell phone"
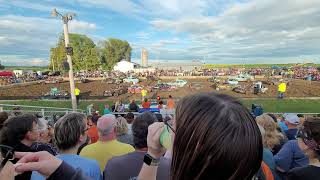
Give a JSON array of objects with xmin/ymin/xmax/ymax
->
[{"xmin": 159, "ymin": 125, "xmax": 171, "ymax": 149}]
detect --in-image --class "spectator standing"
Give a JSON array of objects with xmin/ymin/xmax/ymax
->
[
  {"xmin": 141, "ymin": 98, "xmax": 151, "ymax": 109},
  {"xmin": 31, "ymin": 113, "xmax": 101, "ymax": 180},
  {"xmin": 141, "ymin": 89, "xmax": 147, "ymax": 101},
  {"xmin": 103, "ymin": 104, "xmax": 111, "ymax": 115},
  {"xmin": 115, "ymin": 116, "xmax": 133, "ymax": 146},
  {"xmin": 80, "ymin": 114, "xmax": 134, "ymax": 171},
  {"xmin": 0, "ymin": 114, "xmax": 40, "ymax": 180},
  {"xmin": 284, "ymin": 114, "xmax": 300, "ymax": 140},
  {"xmin": 125, "ymin": 112, "xmax": 134, "ymax": 136},
  {"xmin": 278, "ymin": 81, "xmax": 286, "ymax": 99},
  {"xmin": 105, "ymin": 112, "xmax": 170, "ymax": 180},
  {"xmin": 75, "ymin": 87, "xmax": 81, "ymax": 105},
  {"xmin": 166, "ymin": 95, "xmax": 175, "ymax": 110},
  {"xmin": 129, "ymin": 100, "xmax": 139, "ymax": 112},
  {"xmin": 287, "ymin": 117, "xmax": 320, "ymax": 180},
  {"xmin": 31, "ymin": 118, "xmax": 58, "ymax": 156},
  {"xmin": 87, "ymin": 115, "xmax": 99, "ymax": 144}
]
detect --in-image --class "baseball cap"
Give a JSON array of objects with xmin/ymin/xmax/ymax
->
[{"xmin": 284, "ymin": 113, "xmax": 300, "ymax": 125}]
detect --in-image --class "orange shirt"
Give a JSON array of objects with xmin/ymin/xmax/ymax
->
[
  {"xmin": 142, "ymin": 102, "xmax": 151, "ymax": 108},
  {"xmin": 167, "ymin": 99, "xmax": 175, "ymax": 109},
  {"xmin": 87, "ymin": 125, "xmax": 99, "ymax": 144}
]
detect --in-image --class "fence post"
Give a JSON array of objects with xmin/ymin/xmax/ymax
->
[
  {"xmin": 66, "ymin": 110, "xmax": 68, "ymax": 114},
  {"xmin": 0, "ymin": 106, "xmax": 3, "ymax": 112},
  {"xmin": 41, "ymin": 109, "xmax": 45, "ymax": 117}
]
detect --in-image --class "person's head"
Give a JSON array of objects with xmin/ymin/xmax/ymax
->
[
  {"xmin": 168, "ymin": 95, "xmax": 172, "ymax": 99},
  {"xmin": 159, "ymin": 101, "xmax": 163, "ymax": 105},
  {"xmin": 104, "ymin": 104, "xmax": 109, "ymax": 109},
  {"xmin": 37, "ymin": 118, "xmax": 51, "ymax": 144},
  {"xmin": 171, "ymin": 93, "xmax": 263, "ymax": 180},
  {"xmin": 54, "ymin": 113, "xmax": 87, "ymax": 151},
  {"xmin": 256, "ymin": 114, "xmax": 283, "ymax": 149},
  {"xmin": 297, "ymin": 117, "xmax": 320, "ymax": 160},
  {"xmin": 144, "ymin": 98, "xmax": 148, "ymax": 102},
  {"xmin": 115, "ymin": 117, "xmax": 128, "ymax": 136},
  {"xmin": 97, "ymin": 114, "xmax": 116, "ymax": 141},
  {"xmin": 0, "ymin": 112, "xmax": 8, "ymax": 130},
  {"xmin": 131, "ymin": 100, "xmax": 135, "ymax": 104},
  {"xmin": 91, "ymin": 114, "xmax": 100, "ymax": 125},
  {"xmin": 132, "ymin": 112, "xmax": 158, "ymax": 149},
  {"xmin": 284, "ymin": 113, "xmax": 300, "ymax": 128},
  {"xmin": 125, "ymin": 112, "xmax": 134, "ymax": 124},
  {"xmin": 0, "ymin": 114, "xmax": 39, "ymax": 147},
  {"xmin": 297, "ymin": 114, "xmax": 305, "ymax": 124}
]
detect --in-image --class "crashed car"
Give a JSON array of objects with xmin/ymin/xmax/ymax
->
[
  {"xmin": 104, "ymin": 85, "xmax": 127, "ymax": 97},
  {"xmin": 41, "ymin": 87, "xmax": 70, "ymax": 99}
]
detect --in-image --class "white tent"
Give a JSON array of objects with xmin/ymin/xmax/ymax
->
[{"xmin": 113, "ymin": 60, "xmax": 135, "ymax": 72}]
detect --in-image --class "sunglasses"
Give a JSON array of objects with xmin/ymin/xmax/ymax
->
[
  {"xmin": 0, "ymin": 145, "xmax": 14, "ymax": 171},
  {"xmin": 297, "ymin": 129, "xmax": 319, "ymax": 151},
  {"xmin": 164, "ymin": 117, "xmax": 176, "ymax": 134}
]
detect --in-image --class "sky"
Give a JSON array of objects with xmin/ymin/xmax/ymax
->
[{"xmin": 0, "ymin": 0, "xmax": 320, "ymax": 66}]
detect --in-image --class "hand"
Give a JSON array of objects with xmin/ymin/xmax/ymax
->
[
  {"xmin": 14, "ymin": 151, "xmax": 62, "ymax": 178},
  {"xmin": 147, "ymin": 122, "xmax": 166, "ymax": 158},
  {"xmin": 0, "ymin": 161, "xmax": 15, "ymax": 180}
]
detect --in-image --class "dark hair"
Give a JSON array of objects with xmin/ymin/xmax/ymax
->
[
  {"xmin": 303, "ymin": 117, "xmax": 320, "ymax": 156},
  {"xmin": 159, "ymin": 101, "xmax": 163, "ymax": 105},
  {"xmin": 297, "ymin": 114, "xmax": 304, "ymax": 118},
  {"xmin": 0, "ymin": 114, "xmax": 38, "ymax": 147},
  {"xmin": 0, "ymin": 111, "xmax": 9, "ymax": 129},
  {"xmin": 169, "ymin": 95, "xmax": 172, "ymax": 98},
  {"xmin": 144, "ymin": 98, "xmax": 148, "ymax": 102},
  {"xmin": 267, "ymin": 113, "xmax": 277, "ymax": 123},
  {"xmin": 132, "ymin": 112, "xmax": 158, "ymax": 149},
  {"xmin": 126, "ymin": 112, "xmax": 134, "ymax": 124},
  {"xmin": 91, "ymin": 114, "xmax": 100, "ymax": 125},
  {"xmin": 54, "ymin": 113, "xmax": 86, "ymax": 151},
  {"xmin": 171, "ymin": 93, "xmax": 263, "ymax": 180}
]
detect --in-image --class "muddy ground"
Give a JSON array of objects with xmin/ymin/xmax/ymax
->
[{"xmin": 1, "ymin": 78, "xmax": 320, "ymax": 101}]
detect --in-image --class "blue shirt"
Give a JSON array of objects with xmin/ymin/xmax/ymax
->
[
  {"xmin": 31, "ymin": 154, "xmax": 101, "ymax": 180},
  {"xmin": 274, "ymin": 140, "xmax": 309, "ymax": 172}
]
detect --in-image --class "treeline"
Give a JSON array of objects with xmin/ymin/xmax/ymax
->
[{"xmin": 50, "ymin": 34, "xmax": 132, "ymax": 71}]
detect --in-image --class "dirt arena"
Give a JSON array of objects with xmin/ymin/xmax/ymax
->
[{"xmin": 0, "ymin": 78, "xmax": 320, "ymax": 100}]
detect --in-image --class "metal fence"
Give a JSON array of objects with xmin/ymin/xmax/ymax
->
[{"xmin": 0, "ymin": 104, "xmax": 85, "ymax": 121}]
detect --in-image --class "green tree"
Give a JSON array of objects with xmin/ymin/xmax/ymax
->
[
  {"xmin": 0, "ymin": 61, "xmax": 5, "ymax": 70},
  {"xmin": 99, "ymin": 38, "xmax": 132, "ymax": 70},
  {"xmin": 50, "ymin": 33, "xmax": 101, "ymax": 71}
]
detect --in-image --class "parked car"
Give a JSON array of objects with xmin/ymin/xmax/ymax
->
[
  {"xmin": 123, "ymin": 76, "xmax": 139, "ymax": 84},
  {"xmin": 153, "ymin": 83, "xmax": 176, "ymax": 91},
  {"xmin": 232, "ymin": 74, "xmax": 254, "ymax": 82},
  {"xmin": 226, "ymin": 78, "xmax": 239, "ymax": 85},
  {"xmin": 41, "ymin": 87, "xmax": 70, "ymax": 99},
  {"xmin": 167, "ymin": 79, "xmax": 187, "ymax": 87}
]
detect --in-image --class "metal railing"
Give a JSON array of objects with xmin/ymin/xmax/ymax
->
[{"xmin": 0, "ymin": 104, "xmax": 85, "ymax": 121}]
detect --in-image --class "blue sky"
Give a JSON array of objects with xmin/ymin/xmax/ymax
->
[{"xmin": 0, "ymin": 0, "xmax": 320, "ymax": 66}]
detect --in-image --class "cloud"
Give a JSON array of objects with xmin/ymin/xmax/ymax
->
[
  {"xmin": 0, "ymin": 55, "xmax": 49, "ymax": 66},
  {"xmin": 0, "ymin": 15, "xmax": 97, "ymax": 65},
  {"xmin": 149, "ymin": 0, "xmax": 320, "ymax": 63}
]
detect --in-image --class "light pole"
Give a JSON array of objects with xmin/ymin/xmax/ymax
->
[{"xmin": 51, "ymin": 8, "xmax": 77, "ymax": 111}]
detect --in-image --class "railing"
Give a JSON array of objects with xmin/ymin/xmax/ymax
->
[{"xmin": 0, "ymin": 104, "xmax": 85, "ymax": 121}]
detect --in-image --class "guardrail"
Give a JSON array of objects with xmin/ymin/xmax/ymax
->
[{"xmin": 0, "ymin": 104, "xmax": 84, "ymax": 120}]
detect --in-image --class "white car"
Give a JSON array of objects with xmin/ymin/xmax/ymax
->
[
  {"xmin": 167, "ymin": 79, "xmax": 187, "ymax": 87},
  {"xmin": 226, "ymin": 78, "xmax": 239, "ymax": 85},
  {"xmin": 123, "ymin": 76, "xmax": 139, "ymax": 84}
]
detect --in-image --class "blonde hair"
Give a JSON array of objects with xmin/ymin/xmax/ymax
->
[
  {"xmin": 115, "ymin": 116, "xmax": 128, "ymax": 136},
  {"xmin": 256, "ymin": 114, "xmax": 283, "ymax": 149}
]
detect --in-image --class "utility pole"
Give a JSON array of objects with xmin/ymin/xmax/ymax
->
[{"xmin": 52, "ymin": 8, "xmax": 77, "ymax": 111}]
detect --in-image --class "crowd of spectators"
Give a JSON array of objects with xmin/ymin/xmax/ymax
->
[{"xmin": 0, "ymin": 93, "xmax": 320, "ymax": 180}]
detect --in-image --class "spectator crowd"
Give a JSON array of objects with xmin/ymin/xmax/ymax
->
[{"xmin": 0, "ymin": 92, "xmax": 320, "ymax": 180}]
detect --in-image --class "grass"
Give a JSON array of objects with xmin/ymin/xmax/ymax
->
[{"xmin": 1, "ymin": 99, "xmax": 320, "ymax": 114}]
